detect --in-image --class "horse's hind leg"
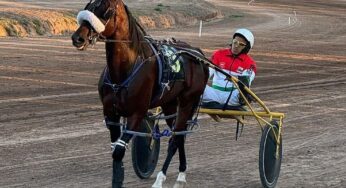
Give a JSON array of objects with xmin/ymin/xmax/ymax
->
[
  {"xmin": 173, "ymin": 97, "xmax": 200, "ymax": 188},
  {"xmin": 161, "ymin": 100, "xmax": 178, "ymax": 129},
  {"xmin": 151, "ymin": 102, "xmax": 177, "ymax": 188},
  {"xmin": 152, "ymin": 98, "xmax": 198, "ymax": 188}
]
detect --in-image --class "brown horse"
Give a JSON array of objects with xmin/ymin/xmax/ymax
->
[{"xmin": 71, "ymin": 0, "xmax": 209, "ymax": 187}]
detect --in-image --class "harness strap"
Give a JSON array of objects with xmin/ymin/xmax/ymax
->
[
  {"xmin": 223, "ymin": 87, "xmax": 235, "ymax": 111},
  {"xmin": 104, "ymin": 117, "xmax": 123, "ymax": 128},
  {"xmin": 121, "ymin": 56, "xmax": 146, "ymax": 88},
  {"xmin": 146, "ymin": 38, "xmax": 163, "ymax": 85},
  {"xmin": 122, "ymin": 119, "xmax": 200, "ymax": 139},
  {"xmin": 105, "ymin": 120, "xmax": 123, "ymax": 126},
  {"xmin": 101, "ymin": 56, "xmax": 147, "ymax": 93}
]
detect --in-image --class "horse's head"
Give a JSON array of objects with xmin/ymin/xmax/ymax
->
[{"xmin": 72, "ymin": 0, "xmax": 120, "ymax": 50}]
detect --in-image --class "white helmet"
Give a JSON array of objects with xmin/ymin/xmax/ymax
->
[{"xmin": 233, "ymin": 28, "xmax": 254, "ymax": 48}]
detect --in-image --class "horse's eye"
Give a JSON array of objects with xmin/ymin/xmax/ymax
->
[{"xmin": 103, "ymin": 8, "xmax": 115, "ymax": 20}]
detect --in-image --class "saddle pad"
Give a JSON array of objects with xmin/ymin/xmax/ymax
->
[{"xmin": 159, "ymin": 44, "xmax": 185, "ymax": 83}]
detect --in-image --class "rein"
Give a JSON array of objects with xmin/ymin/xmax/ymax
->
[{"xmin": 97, "ymin": 37, "xmax": 148, "ymax": 43}]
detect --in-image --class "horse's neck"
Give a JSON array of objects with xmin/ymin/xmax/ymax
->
[{"xmin": 106, "ymin": 5, "xmax": 137, "ymax": 84}]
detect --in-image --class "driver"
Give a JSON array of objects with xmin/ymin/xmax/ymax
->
[{"xmin": 202, "ymin": 28, "xmax": 257, "ymax": 106}]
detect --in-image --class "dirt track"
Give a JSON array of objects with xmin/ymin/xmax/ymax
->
[{"xmin": 1, "ymin": 0, "xmax": 346, "ymax": 187}]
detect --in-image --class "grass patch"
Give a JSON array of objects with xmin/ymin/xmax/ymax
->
[
  {"xmin": 32, "ymin": 19, "xmax": 45, "ymax": 35},
  {"xmin": 154, "ymin": 7, "xmax": 162, "ymax": 12},
  {"xmin": 229, "ymin": 14, "xmax": 244, "ymax": 18},
  {"xmin": 154, "ymin": 3, "xmax": 170, "ymax": 12},
  {"xmin": 62, "ymin": 10, "xmax": 77, "ymax": 18},
  {"xmin": 4, "ymin": 22, "xmax": 19, "ymax": 36}
]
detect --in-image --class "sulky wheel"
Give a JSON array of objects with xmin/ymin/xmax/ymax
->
[
  {"xmin": 131, "ymin": 117, "xmax": 160, "ymax": 179},
  {"xmin": 259, "ymin": 120, "xmax": 283, "ymax": 188}
]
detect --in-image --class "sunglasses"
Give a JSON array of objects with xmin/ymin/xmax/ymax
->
[{"xmin": 232, "ymin": 39, "xmax": 247, "ymax": 47}]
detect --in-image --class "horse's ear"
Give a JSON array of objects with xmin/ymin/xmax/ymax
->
[
  {"xmin": 84, "ymin": 0, "xmax": 94, "ymax": 10},
  {"xmin": 104, "ymin": 8, "xmax": 115, "ymax": 20},
  {"xmin": 84, "ymin": 3, "xmax": 91, "ymax": 10}
]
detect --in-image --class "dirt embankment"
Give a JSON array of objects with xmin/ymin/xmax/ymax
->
[
  {"xmin": 0, "ymin": 8, "xmax": 76, "ymax": 37},
  {"xmin": 135, "ymin": 1, "xmax": 222, "ymax": 29},
  {"xmin": 0, "ymin": 1, "xmax": 221, "ymax": 37}
]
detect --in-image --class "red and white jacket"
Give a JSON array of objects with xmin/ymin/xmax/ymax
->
[{"xmin": 210, "ymin": 48, "xmax": 256, "ymax": 91}]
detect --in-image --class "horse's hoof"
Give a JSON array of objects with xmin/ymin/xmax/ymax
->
[
  {"xmin": 112, "ymin": 183, "xmax": 123, "ymax": 188},
  {"xmin": 173, "ymin": 172, "xmax": 187, "ymax": 188},
  {"xmin": 152, "ymin": 171, "xmax": 166, "ymax": 188},
  {"xmin": 173, "ymin": 181, "xmax": 186, "ymax": 188}
]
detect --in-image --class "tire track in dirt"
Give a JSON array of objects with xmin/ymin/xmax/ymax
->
[
  {"xmin": 255, "ymin": 77, "xmax": 346, "ymax": 94},
  {"xmin": 0, "ymin": 45, "xmax": 87, "ymax": 55},
  {"xmin": 0, "ymin": 122, "xmax": 105, "ymax": 147},
  {"xmin": 1, "ymin": 75, "xmax": 343, "ymax": 104},
  {"xmin": 0, "ymin": 40, "xmax": 105, "ymax": 52},
  {"xmin": 0, "ymin": 91, "xmax": 98, "ymax": 104},
  {"xmin": 0, "ymin": 105, "xmax": 100, "ymax": 122},
  {"xmin": 0, "ymin": 76, "xmax": 94, "ymax": 87},
  {"xmin": 0, "ymin": 65, "xmax": 99, "ymax": 77}
]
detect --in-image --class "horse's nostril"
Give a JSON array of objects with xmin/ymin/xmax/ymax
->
[
  {"xmin": 77, "ymin": 36, "xmax": 85, "ymax": 43},
  {"xmin": 72, "ymin": 34, "xmax": 85, "ymax": 44}
]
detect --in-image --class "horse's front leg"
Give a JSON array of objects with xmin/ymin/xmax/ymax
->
[
  {"xmin": 112, "ymin": 131, "xmax": 132, "ymax": 188},
  {"xmin": 103, "ymin": 115, "xmax": 123, "ymax": 188},
  {"xmin": 102, "ymin": 95, "xmax": 126, "ymax": 187},
  {"xmin": 104, "ymin": 115, "xmax": 125, "ymax": 188},
  {"xmin": 112, "ymin": 115, "xmax": 147, "ymax": 188}
]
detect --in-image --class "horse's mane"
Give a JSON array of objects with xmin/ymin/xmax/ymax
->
[
  {"xmin": 123, "ymin": 5, "xmax": 204, "ymax": 57},
  {"xmin": 124, "ymin": 5, "xmax": 147, "ymax": 53}
]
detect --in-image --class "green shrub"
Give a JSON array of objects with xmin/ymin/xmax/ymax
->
[
  {"xmin": 229, "ymin": 14, "xmax": 244, "ymax": 18},
  {"xmin": 154, "ymin": 7, "xmax": 162, "ymax": 12},
  {"xmin": 33, "ymin": 19, "xmax": 45, "ymax": 35}
]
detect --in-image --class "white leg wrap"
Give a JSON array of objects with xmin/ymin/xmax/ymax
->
[
  {"xmin": 152, "ymin": 171, "xmax": 166, "ymax": 188},
  {"xmin": 111, "ymin": 139, "xmax": 128, "ymax": 152},
  {"xmin": 173, "ymin": 172, "xmax": 187, "ymax": 188},
  {"xmin": 111, "ymin": 142, "xmax": 116, "ymax": 152},
  {"xmin": 176, "ymin": 172, "xmax": 186, "ymax": 183}
]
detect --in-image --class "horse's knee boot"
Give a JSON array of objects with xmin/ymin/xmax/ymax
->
[
  {"xmin": 112, "ymin": 143, "xmax": 126, "ymax": 161},
  {"xmin": 112, "ymin": 160, "xmax": 124, "ymax": 188},
  {"xmin": 112, "ymin": 133, "xmax": 132, "ymax": 161}
]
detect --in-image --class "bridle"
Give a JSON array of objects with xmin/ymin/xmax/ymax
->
[
  {"xmin": 80, "ymin": 0, "xmax": 152, "ymax": 45},
  {"xmin": 83, "ymin": 0, "xmax": 119, "ymax": 45}
]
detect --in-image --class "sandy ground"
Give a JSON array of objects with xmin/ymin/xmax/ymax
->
[{"xmin": 0, "ymin": 0, "xmax": 346, "ymax": 187}]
